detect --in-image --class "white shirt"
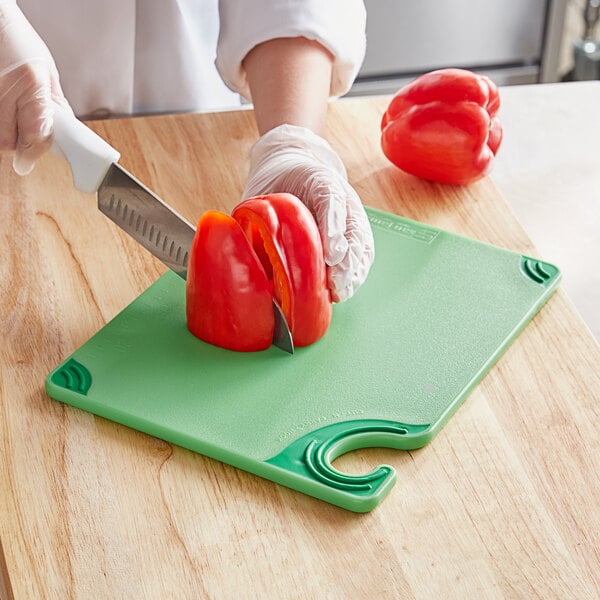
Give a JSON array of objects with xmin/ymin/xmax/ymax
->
[{"xmin": 18, "ymin": 0, "xmax": 366, "ymax": 118}]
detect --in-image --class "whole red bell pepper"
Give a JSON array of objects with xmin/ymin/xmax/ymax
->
[
  {"xmin": 380, "ymin": 68, "xmax": 503, "ymax": 185},
  {"xmin": 186, "ymin": 193, "xmax": 332, "ymax": 352}
]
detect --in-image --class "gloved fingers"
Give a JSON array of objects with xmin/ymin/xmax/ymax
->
[
  {"xmin": 319, "ymin": 194, "xmax": 348, "ymax": 267},
  {"xmin": 327, "ymin": 187, "xmax": 375, "ymax": 303},
  {"xmin": 15, "ymin": 71, "xmax": 55, "ymax": 174},
  {"xmin": 242, "ymin": 156, "xmax": 301, "ymax": 200},
  {"xmin": 328, "ymin": 238, "xmax": 375, "ymax": 302},
  {"xmin": 302, "ymin": 174, "xmax": 349, "ymax": 267},
  {"xmin": 0, "ymin": 61, "xmax": 64, "ymax": 174},
  {"xmin": 13, "ymin": 103, "xmax": 53, "ymax": 175},
  {"xmin": 0, "ymin": 65, "xmax": 25, "ymax": 151}
]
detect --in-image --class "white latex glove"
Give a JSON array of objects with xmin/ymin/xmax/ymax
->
[
  {"xmin": 243, "ymin": 124, "xmax": 375, "ymax": 303},
  {"xmin": 0, "ymin": 2, "xmax": 68, "ymax": 175}
]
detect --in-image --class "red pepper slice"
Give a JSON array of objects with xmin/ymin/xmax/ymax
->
[
  {"xmin": 381, "ymin": 68, "xmax": 503, "ymax": 185},
  {"xmin": 186, "ymin": 194, "xmax": 332, "ymax": 352},
  {"xmin": 232, "ymin": 193, "xmax": 332, "ymax": 348},
  {"xmin": 186, "ymin": 210, "xmax": 274, "ymax": 352}
]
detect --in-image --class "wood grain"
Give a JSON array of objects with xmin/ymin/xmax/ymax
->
[
  {"xmin": 0, "ymin": 98, "xmax": 599, "ymax": 599},
  {"xmin": 0, "ymin": 537, "xmax": 14, "ymax": 600}
]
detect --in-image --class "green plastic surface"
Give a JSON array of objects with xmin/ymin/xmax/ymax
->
[{"xmin": 46, "ymin": 207, "xmax": 560, "ymax": 512}]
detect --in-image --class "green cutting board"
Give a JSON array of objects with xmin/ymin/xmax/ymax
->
[{"xmin": 46, "ymin": 207, "xmax": 560, "ymax": 512}]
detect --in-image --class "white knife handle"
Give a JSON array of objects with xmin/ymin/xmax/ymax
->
[{"xmin": 50, "ymin": 105, "xmax": 120, "ymax": 194}]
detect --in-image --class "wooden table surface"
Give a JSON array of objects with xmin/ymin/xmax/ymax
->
[{"xmin": 1, "ymin": 97, "xmax": 599, "ymax": 599}]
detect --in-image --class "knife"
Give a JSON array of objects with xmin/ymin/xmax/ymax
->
[{"xmin": 50, "ymin": 107, "xmax": 294, "ymax": 354}]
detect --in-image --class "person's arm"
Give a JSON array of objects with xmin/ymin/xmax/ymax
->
[
  {"xmin": 216, "ymin": 2, "xmax": 373, "ymax": 302},
  {"xmin": 239, "ymin": 36, "xmax": 374, "ymax": 303},
  {"xmin": 242, "ymin": 36, "xmax": 333, "ymax": 136}
]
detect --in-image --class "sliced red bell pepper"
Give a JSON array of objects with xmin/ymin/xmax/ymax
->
[
  {"xmin": 186, "ymin": 193, "xmax": 332, "ymax": 352},
  {"xmin": 232, "ymin": 193, "xmax": 332, "ymax": 348},
  {"xmin": 381, "ymin": 68, "xmax": 503, "ymax": 185},
  {"xmin": 186, "ymin": 210, "xmax": 274, "ymax": 352}
]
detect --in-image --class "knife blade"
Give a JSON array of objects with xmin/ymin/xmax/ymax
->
[
  {"xmin": 97, "ymin": 163, "xmax": 195, "ymax": 279},
  {"xmin": 50, "ymin": 107, "xmax": 294, "ymax": 354}
]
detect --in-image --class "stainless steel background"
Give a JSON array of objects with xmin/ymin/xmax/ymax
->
[{"xmin": 351, "ymin": 0, "xmax": 568, "ymax": 94}]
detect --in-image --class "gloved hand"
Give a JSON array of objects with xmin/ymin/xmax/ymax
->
[
  {"xmin": 243, "ymin": 124, "xmax": 375, "ymax": 303},
  {"xmin": 0, "ymin": 2, "xmax": 68, "ymax": 175}
]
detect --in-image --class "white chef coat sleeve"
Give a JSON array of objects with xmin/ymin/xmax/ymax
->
[{"xmin": 215, "ymin": 0, "xmax": 366, "ymax": 101}]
